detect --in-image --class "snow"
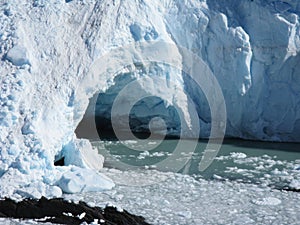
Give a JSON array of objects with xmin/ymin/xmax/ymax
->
[{"xmin": 0, "ymin": 0, "xmax": 299, "ymax": 201}]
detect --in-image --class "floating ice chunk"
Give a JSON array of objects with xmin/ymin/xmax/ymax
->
[
  {"xmin": 114, "ymin": 194, "xmax": 124, "ymax": 201},
  {"xmin": 5, "ymin": 46, "xmax": 30, "ymax": 66},
  {"xmin": 289, "ymin": 179, "xmax": 300, "ymax": 190},
  {"xmin": 213, "ymin": 174, "xmax": 225, "ymax": 180},
  {"xmin": 251, "ymin": 197, "xmax": 281, "ymax": 206},
  {"xmin": 56, "ymin": 167, "xmax": 114, "ymax": 194},
  {"xmin": 122, "ymin": 140, "xmax": 138, "ymax": 144},
  {"xmin": 177, "ymin": 210, "xmax": 192, "ymax": 219},
  {"xmin": 151, "ymin": 152, "xmax": 165, "ymax": 157},
  {"xmin": 137, "ymin": 150, "xmax": 150, "ymax": 159},
  {"xmin": 230, "ymin": 152, "xmax": 247, "ymax": 159}
]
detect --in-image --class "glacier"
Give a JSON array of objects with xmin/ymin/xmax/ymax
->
[{"xmin": 0, "ymin": 0, "xmax": 300, "ymax": 198}]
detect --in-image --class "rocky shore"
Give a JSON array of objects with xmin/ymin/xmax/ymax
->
[{"xmin": 0, "ymin": 197, "xmax": 150, "ymax": 225}]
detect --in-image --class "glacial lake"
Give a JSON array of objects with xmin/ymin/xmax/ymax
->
[{"xmin": 92, "ymin": 138, "xmax": 300, "ymax": 190}]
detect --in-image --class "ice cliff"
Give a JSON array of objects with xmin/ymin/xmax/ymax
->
[{"xmin": 0, "ymin": 0, "xmax": 300, "ymax": 198}]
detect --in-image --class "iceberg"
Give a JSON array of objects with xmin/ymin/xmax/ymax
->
[{"xmin": 0, "ymin": 0, "xmax": 300, "ymax": 198}]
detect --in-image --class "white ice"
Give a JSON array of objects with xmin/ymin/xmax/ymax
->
[{"xmin": 0, "ymin": 0, "xmax": 300, "ymax": 201}]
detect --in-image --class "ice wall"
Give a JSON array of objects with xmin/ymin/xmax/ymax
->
[
  {"xmin": 0, "ymin": 0, "xmax": 300, "ymax": 198},
  {"xmin": 84, "ymin": 0, "xmax": 300, "ymax": 142}
]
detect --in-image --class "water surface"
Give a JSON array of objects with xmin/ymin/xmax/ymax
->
[{"xmin": 92, "ymin": 138, "xmax": 300, "ymax": 189}]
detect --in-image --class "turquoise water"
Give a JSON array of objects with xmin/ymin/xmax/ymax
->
[{"xmin": 92, "ymin": 138, "xmax": 300, "ymax": 190}]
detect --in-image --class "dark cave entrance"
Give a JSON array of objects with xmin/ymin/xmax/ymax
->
[{"xmin": 75, "ymin": 74, "xmax": 181, "ymax": 141}]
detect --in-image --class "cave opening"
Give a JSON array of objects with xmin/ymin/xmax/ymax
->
[{"xmin": 75, "ymin": 74, "xmax": 181, "ymax": 141}]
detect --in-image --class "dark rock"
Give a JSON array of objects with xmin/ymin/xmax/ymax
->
[
  {"xmin": 0, "ymin": 197, "xmax": 151, "ymax": 225},
  {"xmin": 54, "ymin": 157, "xmax": 65, "ymax": 166},
  {"xmin": 281, "ymin": 186, "xmax": 300, "ymax": 193}
]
